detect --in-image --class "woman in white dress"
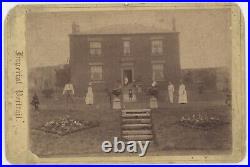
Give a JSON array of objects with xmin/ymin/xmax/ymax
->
[
  {"xmin": 178, "ymin": 82, "xmax": 187, "ymax": 104},
  {"xmin": 168, "ymin": 82, "xmax": 175, "ymax": 103},
  {"xmin": 85, "ymin": 83, "xmax": 94, "ymax": 105}
]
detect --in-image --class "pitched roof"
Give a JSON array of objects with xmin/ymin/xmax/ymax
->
[{"xmin": 72, "ymin": 23, "xmax": 175, "ymax": 35}]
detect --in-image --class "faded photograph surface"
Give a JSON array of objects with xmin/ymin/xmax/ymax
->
[{"xmin": 27, "ymin": 7, "xmax": 233, "ymax": 157}]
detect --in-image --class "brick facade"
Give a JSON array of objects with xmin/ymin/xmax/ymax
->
[{"xmin": 69, "ymin": 32, "xmax": 181, "ymax": 96}]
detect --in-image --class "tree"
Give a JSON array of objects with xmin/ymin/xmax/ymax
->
[
  {"xmin": 42, "ymin": 88, "xmax": 54, "ymax": 98},
  {"xmin": 184, "ymin": 71, "xmax": 193, "ymax": 85},
  {"xmin": 55, "ymin": 65, "xmax": 71, "ymax": 88}
]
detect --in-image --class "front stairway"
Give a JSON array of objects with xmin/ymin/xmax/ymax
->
[{"xmin": 121, "ymin": 109, "xmax": 154, "ymax": 142}]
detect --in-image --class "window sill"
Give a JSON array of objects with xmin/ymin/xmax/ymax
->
[
  {"xmin": 123, "ymin": 54, "xmax": 132, "ymax": 56},
  {"xmin": 151, "ymin": 54, "xmax": 164, "ymax": 56},
  {"xmin": 89, "ymin": 55, "xmax": 104, "ymax": 57},
  {"xmin": 90, "ymin": 80, "xmax": 105, "ymax": 84},
  {"xmin": 154, "ymin": 80, "xmax": 166, "ymax": 82},
  {"xmin": 121, "ymin": 56, "xmax": 134, "ymax": 62}
]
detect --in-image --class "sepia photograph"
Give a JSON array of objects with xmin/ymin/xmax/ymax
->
[{"xmin": 4, "ymin": 3, "xmax": 246, "ymax": 164}]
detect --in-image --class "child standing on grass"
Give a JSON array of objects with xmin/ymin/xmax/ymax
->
[{"xmin": 31, "ymin": 93, "xmax": 40, "ymax": 111}]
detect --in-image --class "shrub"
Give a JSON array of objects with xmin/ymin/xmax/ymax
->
[{"xmin": 42, "ymin": 88, "xmax": 54, "ymax": 98}]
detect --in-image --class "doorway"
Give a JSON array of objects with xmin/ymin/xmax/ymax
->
[{"xmin": 122, "ymin": 68, "xmax": 134, "ymax": 86}]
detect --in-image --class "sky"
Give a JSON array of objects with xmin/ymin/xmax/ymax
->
[{"xmin": 26, "ymin": 8, "xmax": 232, "ymax": 69}]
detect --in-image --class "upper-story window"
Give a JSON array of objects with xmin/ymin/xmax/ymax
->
[
  {"xmin": 151, "ymin": 40, "xmax": 163, "ymax": 55},
  {"xmin": 123, "ymin": 41, "xmax": 131, "ymax": 56},
  {"xmin": 90, "ymin": 41, "xmax": 102, "ymax": 56}
]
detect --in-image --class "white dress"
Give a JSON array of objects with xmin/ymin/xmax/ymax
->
[
  {"xmin": 63, "ymin": 83, "xmax": 74, "ymax": 95},
  {"xmin": 168, "ymin": 84, "xmax": 175, "ymax": 103},
  {"xmin": 124, "ymin": 77, "xmax": 129, "ymax": 85},
  {"xmin": 178, "ymin": 84, "xmax": 187, "ymax": 104},
  {"xmin": 85, "ymin": 86, "xmax": 94, "ymax": 105}
]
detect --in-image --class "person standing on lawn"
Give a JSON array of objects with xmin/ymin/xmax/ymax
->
[
  {"xmin": 105, "ymin": 88, "xmax": 112, "ymax": 108},
  {"xmin": 168, "ymin": 81, "xmax": 175, "ymax": 103},
  {"xmin": 63, "ymin": 83, "xmax": 75, "ymax": 111},
  {"xmin": 63, "ymin": 83, "xmax": 74, "ymax": 103},
  {"xmin": 128, "ymin": 89, "xmax": 133, "ymax": 101},
  {"xmin": 31, "ymin": 92, "xmax": 40, "ymax": 111},
  {"xmin": 85, "ymin": 83, "xmax": 94, "ymax": 105},
  {"xmin": 178, "ymin": 81, "xmax": 187, "ymax": 104}
]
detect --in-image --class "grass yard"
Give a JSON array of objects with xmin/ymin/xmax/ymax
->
[
  {"xmin": 30, "ymin": 107, "xmax": 120, "ymax": 157},
  {"xmin": 29, "ymin": 90, "xmax": 231, "ymax": 157},
  {"xmin": 151, "ymin": 104, "xmax": 231, "ymax": 155}
]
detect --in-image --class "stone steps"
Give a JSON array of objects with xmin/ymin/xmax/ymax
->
[
  {"xmin": 122, "ymin": 103, "xmax": 148, "ymax": 109},
  {"xmin": 122, "ymin": 130, "xmax": 153, "ymax": 135},
  {"xmin": 122, "ymin": 118, "xmax": 151, "ymax": 124},
  {"xmin": 121, "ymin": 113, "xmax": 151, "ymax": 118},
  {"xmin": 122, "ymin": 109, "xmax": 151, "ymax": 113},
  {"xmin": 121, "ymin": 108, "xmax": 154, "ymax": 142},
  {"xmin": 122, "ymin": 124, "xmax": 152, "ymax": 130},
  {"xmin": 122, "ymin": 134, "xmax": 153, "ymax": 141}
]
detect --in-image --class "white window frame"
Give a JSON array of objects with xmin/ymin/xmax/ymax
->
[
  {"xmin": 90, "ymin": 65, "xmax": 103, "ymax": 81},
  {"xmin": 152, "ymin": 63, "xmax": 165, "ymax": 81},
  {"xmin": 123, "ymin": 40, "xmax": 131, "ymax": 56},
  {"xmin": 151, "ymin": 40, "xmax": 163, "ymax": 55},
  {"xmin": 89, "ymin": 41, "xmax": 102, "ymax": 56}
]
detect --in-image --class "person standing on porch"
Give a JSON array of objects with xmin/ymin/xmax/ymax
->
[
  {"xmin": 168, "ymin": 82, "xmax": 175, "ymax": 103},
  {"xmin": 124, "ymin": 76, "xmax": 129, "ymax": 86},
  {"xmin": 85, "ymin": 83, "xmax": 94, "ymax": 105},
  {"xmin": 152, "ymin": 80, "xmax": 157, "ymax": 88},
  {"xmin": 178, "ymin": 81, "xmax": 188, "ymax": 104}
]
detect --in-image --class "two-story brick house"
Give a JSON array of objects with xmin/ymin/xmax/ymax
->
[{"xmin": 69, "ymin": 23, "xmax": 181, "ymax": 96}]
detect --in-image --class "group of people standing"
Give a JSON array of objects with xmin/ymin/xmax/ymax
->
[
  {"xmin": 83, "ymin": 80, "xmax": 188, "ymax": 106},
  {"xmin": 62, "ymin": 82, "xmax": 94, "ymax": 105},
  {"xmin": 167, "ymin": 81, "xmax": 188, "ymax": 104},
  {"xmin": 70, "ymin": 80, "xmax": 188, "ymax": 106},
  {"xmin": 30, "ymin": 80, "xmax": 187, "ymax": 111}
]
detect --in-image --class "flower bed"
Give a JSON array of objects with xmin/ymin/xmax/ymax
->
[
  {"xmin": 178, "ymin": 113, "xmax": 227, "ymax": 130},
  {"xmin": 37, "ymin": 116, "xmax": 99, "ymax": 136}
]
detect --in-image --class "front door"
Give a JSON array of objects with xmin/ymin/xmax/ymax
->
[{"xmin": 123, "ymin": 69, "xmax": 133, "ymax": 85}]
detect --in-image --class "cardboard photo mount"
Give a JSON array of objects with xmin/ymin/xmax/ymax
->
[{"xmin": 4, "ymin": 3, "xmax": 246, "ymax": 164}]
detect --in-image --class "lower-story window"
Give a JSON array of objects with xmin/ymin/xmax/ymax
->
[
  {"xmin": 90, "ymin": 65, "xmax": 103, "ymax": 81},
  {"xmin": 152, "ymin": 64, "xmax": 165, "ymax": 81}
]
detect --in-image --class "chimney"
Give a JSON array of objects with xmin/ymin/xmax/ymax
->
[
  {"xmin": 72, "ymin": 22, "xmax": 80, "ymax": 33},
  {"xmin": 172, "ymin": 17, "xmax": 176, "ymax": 32}
]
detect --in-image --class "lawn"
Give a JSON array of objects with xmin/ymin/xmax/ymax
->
[
  {"xmin": 151, "ymin": 104, "xmax": 231, "ymax": 155},
  {"xmin": 29, "ymin": 90, "xmax": 231, "ymax": 157},
  {"xmin": 29, "ymin": 106, "xmax": 121, "ymax": 157}
]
